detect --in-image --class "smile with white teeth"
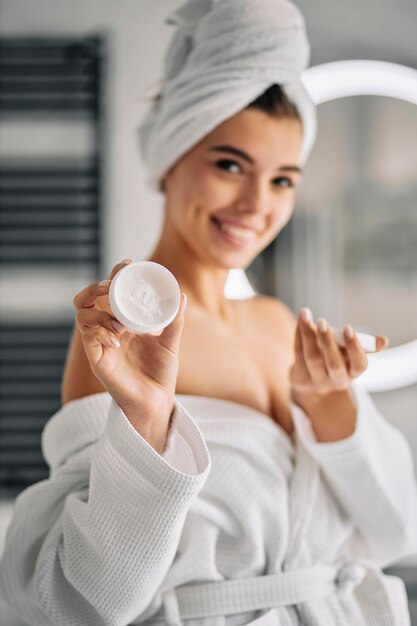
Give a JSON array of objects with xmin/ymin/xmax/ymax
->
[{"xmin": 215, "ymin": 219, "xmax": 257, "ymax": 242}]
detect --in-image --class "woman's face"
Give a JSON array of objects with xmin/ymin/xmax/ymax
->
[{"xmin": 162, "ymin": 108, "xmax": 303, "ymax": 269}]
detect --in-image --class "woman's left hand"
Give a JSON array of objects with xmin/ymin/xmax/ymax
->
[
  {"xmin": 289, "ymin": 307, "xmax": 389, "ymax": 398},
  {"xmin": 288, "ymin": 307, "xmax": 389, "ymax": 441}
]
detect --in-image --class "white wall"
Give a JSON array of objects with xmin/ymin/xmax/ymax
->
[{"xmin": 0, "ymin": 0, "xmax": 176, "ymax": 274}]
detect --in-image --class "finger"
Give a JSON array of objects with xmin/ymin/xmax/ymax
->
[
  {"xmin": 83, "ymin": 326, "xmax": 120, "ymax": 366},
  {"xmin": 294, "ymin": 320, "xmax": 303, "ymax": 358},
  {"xmin": 298, "ymin": 308, "xmax": 327, "ymax": 384},
  {"xmin": 158, "ymin": 293, "xmax": 187, "ymax": 353},
  {"xmin": 376, "ymin": 335, "xmax": 389, "ymax": 352},
  {"xmin": 76, "ymin": 308, "xmax": 127, "ymax": 336},
  {"xmin": 291, "ymin": 323, "xmax": 311, "ymax": 390},
  {"xmin": 73, "ymin": 278, "xmax": 113, "ymax": 311},
  {"xmin": 342, "ymin": 324, "xmax": 368, "ymax": 378},
  {"xmin": 316, "ymin": 319, "xmax": 349, "ymax": 388},
  {"xmin": 105, "ymin": 258, "xmax": 133, "ymax": 281}
]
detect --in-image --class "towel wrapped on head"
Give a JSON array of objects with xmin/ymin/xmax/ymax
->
[{"xmin": 138, "ymin": 0, "xmax": 317, "ymax": 192}]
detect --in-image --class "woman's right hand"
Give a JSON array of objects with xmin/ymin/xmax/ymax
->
[{"xmin": 73, "ymin": 259, "xmax": 187, "ymax": 453}]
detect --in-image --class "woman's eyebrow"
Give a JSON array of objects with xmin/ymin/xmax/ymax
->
[{"xmin": 208, "ymin": 144, "xmax": 302, "ymax": 174}]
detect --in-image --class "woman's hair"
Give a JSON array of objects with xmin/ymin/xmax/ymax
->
[{"xmin": 244, "ymin": 83, "xmax": 301, "ymax": 121}]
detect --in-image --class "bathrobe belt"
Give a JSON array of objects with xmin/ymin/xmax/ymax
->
[{"xmin": 161, "ymin": 562, "xmax": 369, "ymax": 625}]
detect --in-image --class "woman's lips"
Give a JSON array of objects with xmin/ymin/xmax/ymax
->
[{"xmin": 210, "ymin": 216, "xmax": 258, "ymax": 245}]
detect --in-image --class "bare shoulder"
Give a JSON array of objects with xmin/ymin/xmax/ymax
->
[{"xmin": 242, "ymin": 295, "xmax": 297, "ymax": 348}]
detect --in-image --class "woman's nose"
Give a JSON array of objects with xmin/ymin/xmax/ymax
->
[{"xmin": 235, "ymin": 179, "xmax": 270, "ymax": 215}]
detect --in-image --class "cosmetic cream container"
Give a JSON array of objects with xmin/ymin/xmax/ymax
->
[{"xmin": 109, "ymin": 261, "xmax": 181, "ymax": 334}]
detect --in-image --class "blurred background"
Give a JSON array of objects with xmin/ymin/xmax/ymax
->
[{"xmin": 0, "ymin": 0, "xmax": 416, "ymax": 621}]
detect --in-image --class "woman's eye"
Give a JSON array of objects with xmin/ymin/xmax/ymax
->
[
  {"xmin": 215, "ymin": 159, "xmax": 241, "ymax": 173},
  {"xmin": 273, "ymin": 177, "xmax": 294, "ymax": 188}
]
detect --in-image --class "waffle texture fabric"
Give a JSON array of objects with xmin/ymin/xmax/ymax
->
[{"xmin": 0, "ymin": 382, "xmax": 416, "ymax": 625}]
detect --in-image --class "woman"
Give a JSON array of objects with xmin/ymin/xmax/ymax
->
[{"xmin": 1, "ymin": 1, "xmax": 417, "ymax": 625}]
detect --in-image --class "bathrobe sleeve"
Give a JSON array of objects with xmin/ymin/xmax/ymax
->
[
  {"xmin": 0, "ymin": 392, "xmax": 211, "ymax": 626},
  {"xmin": 290, "ymin": 380, "xmax": 417, "ymax": 567}
]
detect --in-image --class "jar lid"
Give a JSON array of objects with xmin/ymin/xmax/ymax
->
[{"xmin": 109, "ymin": 261, "xmax": 181, "ymax": 334}]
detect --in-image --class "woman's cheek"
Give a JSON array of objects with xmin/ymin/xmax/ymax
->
[
  {"xmin": 281, "ymin": 205, "xmax": 295, "ymax": 229},
  {"xmin": 198, "ymin": 170, "xmax": 236, "ymax": 206},
  {"xmin": 266, "ymin": 198, "xmax": 295, "ymax": 239}
]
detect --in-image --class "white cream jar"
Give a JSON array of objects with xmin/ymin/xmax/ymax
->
[{"xmin": 109, "ymin": 261, "xmax": 181, "ymax": 334}]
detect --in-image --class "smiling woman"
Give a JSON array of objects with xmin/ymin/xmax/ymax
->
[{"xmin": 1, "ymin": 1, "xmax": 417, "ymax": 626}]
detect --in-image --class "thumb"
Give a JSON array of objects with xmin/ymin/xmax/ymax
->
[{"xmin": 157, "ymin": 293, "xmax": 187, "ymax": 353}]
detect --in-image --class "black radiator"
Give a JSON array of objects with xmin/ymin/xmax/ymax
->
[{"xmin": 0, "ymin": 36, "xmax": 105, "ymax": 496}]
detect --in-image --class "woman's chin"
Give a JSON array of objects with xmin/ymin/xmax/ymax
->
[{"xmin": 208, "ymin": 248, "xmax": 258, "ymax": 271}]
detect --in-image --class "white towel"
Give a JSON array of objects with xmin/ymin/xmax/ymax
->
[{"xmin": 138, "ymin": 0, "xmax": 317, "ymax": 191}]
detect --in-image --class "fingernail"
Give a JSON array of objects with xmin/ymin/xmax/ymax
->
[
  {"xmin": 121, "ymin": 258, "xmax": 132, "ymax": 264},
  {"xmin": 344, "ymin": 324, "xmax": 354, "ymax": 339},
  {"xmin": 317, "ymin": 319, "xmax": 328, "ymax": 333},
  {"xmin": 111, "ymin": 321, "xmax": 125, "ymax": 332},
  {"xmin": 99, "ymin": 279, "xmax": 110, "ymax": 287},
  {"xmin": 183, "ymin": 294, "xmax": 187, "ymax": 308},
  {"xmin": 109, "ymin": 335, "xmax": 120, "ymax": 348},
  {"xmin": 301, "ymin": 307, "xmax": 313, "ymax": 323}
]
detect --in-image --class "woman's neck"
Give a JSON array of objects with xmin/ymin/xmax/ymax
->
[{"xmin": 147, "ymin": 240, "xmax": 235, "ymax": 320}]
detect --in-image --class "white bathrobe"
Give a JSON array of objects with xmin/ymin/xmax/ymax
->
[{"xmin": 0, "ymin": 382, "xmax": 416, "ymax": 626}]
